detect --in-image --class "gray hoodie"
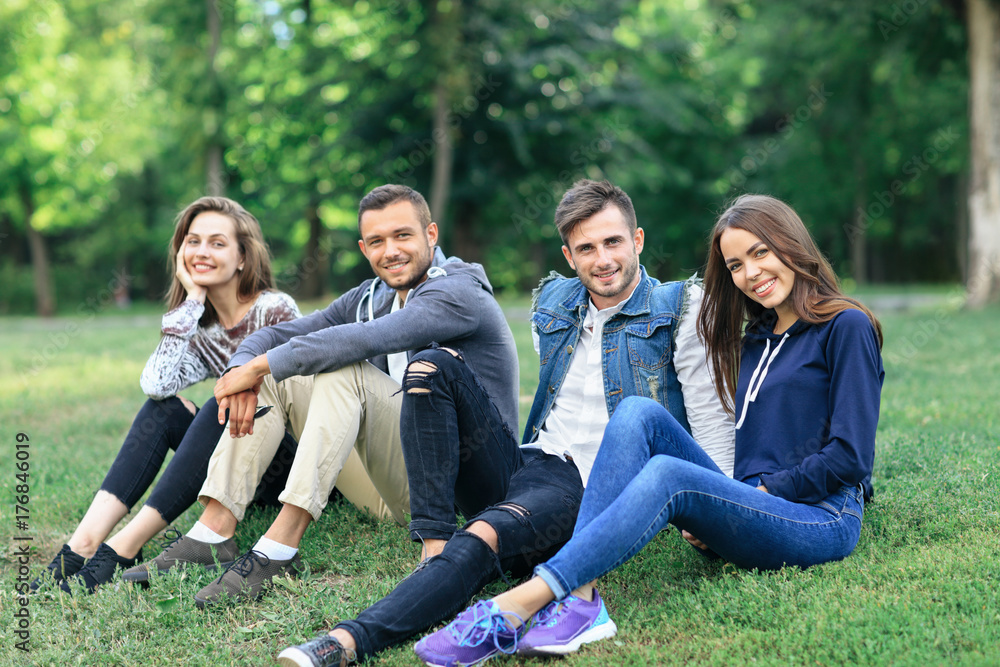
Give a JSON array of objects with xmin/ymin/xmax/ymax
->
[{"xmin": 228, "ymin": 247, "xmax": 519, "ymax": 433}]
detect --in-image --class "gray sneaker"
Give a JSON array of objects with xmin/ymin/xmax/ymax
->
[
  {"xmin": 121, "ymin": 529, "xmax": 239, "ymax": 587},
  {"xmin": 277, "ymin": 633, "xmax": 356, "ymax": 667},
  {"xmin": 193, "ymin": 549, "xmax": 303, "ymax": 608}
]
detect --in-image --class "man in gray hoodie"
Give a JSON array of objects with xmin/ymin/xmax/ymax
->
[{"xmin": 121, "ymin": 184, "xmax": 519, "ymax": 607}]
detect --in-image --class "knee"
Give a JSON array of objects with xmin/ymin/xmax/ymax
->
[
  {"xmin": 615, "ymin": 396, "xmax": 661, "ymax": 420},
  {"xmin": 177, "ymin": 395, "xmax": 198, "ymax": 416},
  {"xmin": 312, "ymin": 363, "xmax": 364, "ymax": 393},
  {"xmin": 402, "ymin": 360, "xmax": 438, "ymax": 395},
  {"xmin": 612, "ymin": 396, "xmax": 674, "ymax": 434},
  {"xmin": 402, "ymin": 347, "xmax": 465, "ymax": 395},
  {"xmin": 464, "ymin": 520, "xmax": 499, "ymax": 552}
]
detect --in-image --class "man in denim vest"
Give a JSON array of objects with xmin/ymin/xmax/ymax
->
[{"xmin": 278, "ymin": 179, "xmax": 734, "ymax": 667}]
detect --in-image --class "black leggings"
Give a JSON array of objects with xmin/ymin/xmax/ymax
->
[{"xmin": 99, "ymin": 396, "xmax": 297, "ymax": 523}]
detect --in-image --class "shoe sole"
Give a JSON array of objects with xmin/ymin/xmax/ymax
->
[
  {"xmin": 518, "ymin": 618, "xmax": 618, "ymax": 656},
  {"xmin": 122, "ymin": 560, "xmax": 235, "ymax": 587},
  {"xmin": 415, "ymin": 641, "xmax": 512, "ymax": 667},
  {"xmin": 276, "ymin": 647, "xmax": 313, "ymax": 667},
  {"xmin": 193, "ymin": 574, "xmax": 279, "ymax": 609}
]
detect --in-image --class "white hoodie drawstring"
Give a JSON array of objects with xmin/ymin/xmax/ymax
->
[{"xmin": 735, "ymin": 332, "xmax": 790, "ymax": 430}]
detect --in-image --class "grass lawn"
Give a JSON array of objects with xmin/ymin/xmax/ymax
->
[{"xmin": 1, "ymin": 293, "xmax": 998, "ymax": 666}]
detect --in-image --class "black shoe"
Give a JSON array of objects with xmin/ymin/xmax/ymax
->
[
  {"xmin": 60, "ymin": 543, "xmax": 142, "ymax": 595},
  {"xmin": 30, "ymin": 544, "xmax": 86, "ymax": 592},
  {"xmin": 277, "ymin": 634, "xmax": 356, "ymax": 667}
]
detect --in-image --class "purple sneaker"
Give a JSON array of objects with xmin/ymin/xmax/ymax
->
[
  {"xmin": 414, "ymin": 600, "xmax": 524, "ymax": 667},
  {"xmin": 518, "ymin": 589, "xmax": 617, "ymax": 656}
]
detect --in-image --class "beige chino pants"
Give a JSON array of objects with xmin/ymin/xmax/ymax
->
[{"xmin": 197, "ymin": 361, "xmax": 409, "ymax": 526}]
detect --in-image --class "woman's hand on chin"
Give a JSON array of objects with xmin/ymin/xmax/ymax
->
[{"xmin": 177, "ymin": 246, "xmax": 208, "ymax": 303}]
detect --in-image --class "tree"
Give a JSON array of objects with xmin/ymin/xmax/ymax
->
[
  {"xmin": 0, "ymin": 0, "xmax": 160, "ymax": 315},
  {"xmin": 966, "ymin": 0, "xmax": 1000, "ymax": 306}
]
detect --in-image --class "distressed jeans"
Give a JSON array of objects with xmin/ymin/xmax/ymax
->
[
  {"xmin": 335, "ymin": 347, "xmax": 584, "ymax": 661},
  {"xmin": 535, "ymin": 396, "xmax": 865, "ymax": 600}
]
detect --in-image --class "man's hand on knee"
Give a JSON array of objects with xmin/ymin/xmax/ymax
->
[{"xmin": 215, "ymin": 355, "xmax": 269, "ymax": 404}]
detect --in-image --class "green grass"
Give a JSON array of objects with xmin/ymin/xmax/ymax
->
[{"xmin": 1, "ymin": 295, "xmax": 998, "ymax": 666}]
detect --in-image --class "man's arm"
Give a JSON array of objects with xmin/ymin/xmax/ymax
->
[
  {"xmin": 226, "ymin": 286, "xmax": 362, "ymax": 369},
  {"xmin": 265, "ymin": 276, "xmax": 483, "ymax": 382},
  {"xmin": 215, "ymin": 282, "xmax": 366, "ymax": 437},
  {"xmin": 673, "ymin": 282, "xmax": 736, "ymax": 478}
]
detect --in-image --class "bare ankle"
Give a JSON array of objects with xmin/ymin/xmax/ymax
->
[
  {"xmin": 201, "ymin": 501, "xmax": 238, "ymax": 537},
  {"xmin": 421, "ymin": 538, "xmax": 447, "ymax": 560},
  {"xmin": 66, "ymin": 535, "xmax": 100, "ymax": 559},
  {"xmin": 330, "ymin": 629, "xmax": 357, "ymax": 665}
]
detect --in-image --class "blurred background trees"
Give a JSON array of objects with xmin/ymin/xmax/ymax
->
[{"xmin": 0, "ymin": 0, "xmax": 985, "ymax": 315}]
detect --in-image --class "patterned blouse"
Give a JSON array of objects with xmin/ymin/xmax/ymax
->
[{"xmin": 139, "ymin": 290, "xmax": 300, "ymax": 400}]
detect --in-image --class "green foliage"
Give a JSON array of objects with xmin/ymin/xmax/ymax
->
[
  {"xmin": 1, "ymin": 296, "xmax": 999, "ymax": 665},
  {"xmin": 0, "ymin": 0, "xmax": 973, "ymax": 312}
]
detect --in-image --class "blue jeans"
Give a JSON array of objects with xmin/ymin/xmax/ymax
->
[
  {"xmin": 335, "ymin": 347, "xmax": 584, "ymax": 661},
  {"xmin": 535, "ymin": 396, "xmax": 864, "ymax": 600},
  {"xmin": 101, "ymin": 397, "xmax": 297, "ymax": 523}
]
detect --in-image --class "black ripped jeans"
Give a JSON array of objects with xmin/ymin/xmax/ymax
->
[{"xmin": 335, "ymin": 347, "xmax": 584, "ymax": 661}]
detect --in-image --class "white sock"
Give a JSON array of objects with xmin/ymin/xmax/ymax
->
[
  {"xmin": 186, "ymin": 521, "xmax": 228, "ymax": 544},
  {"xmin": 252, "ymin": 536, "xmax": 298, "ymax": 561}
]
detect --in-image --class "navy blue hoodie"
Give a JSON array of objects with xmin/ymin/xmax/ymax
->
[{"xmin": 733, "ymin": 308, "xmax": 884, "ymax": 504}]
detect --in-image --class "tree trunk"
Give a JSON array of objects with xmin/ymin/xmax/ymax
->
[
  {"xmin": 429, "ymin": 82, "xmax": 454, "ymax": 225},
  {"xmin": 205, "ymin": 0, "xmax": 224, "ymax": 196},
  {"xmin": 426, "ymin": 0, "xmax": 463, "ymax": 232},
  {"xmin": 300, "ymin": 190, "xmax": 328, "ymax": 298},
  {"xmin": 19, "ymin": 182, "xmax": 55, "ymax": 317},
  {"xmin": 966, "ymin": 0, "xmax": 1000, "ymax": 307}
]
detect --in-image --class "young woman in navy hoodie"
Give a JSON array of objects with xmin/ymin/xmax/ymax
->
[{"xmin": 416, "ymin": 194, "xmax": 885, "ymax": 663}]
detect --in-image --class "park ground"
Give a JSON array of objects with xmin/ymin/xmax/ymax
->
[{"xmin": 0, "ymin": 289, "xmax": 998, "ymax": 666}]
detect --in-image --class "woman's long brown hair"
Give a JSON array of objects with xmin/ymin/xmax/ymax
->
[
  {"xmin": 698, "ymin": 194, "xmax": 883, "ymax": 414},
  {"xmin": 166, "ymin": 196, "xmax": 275, "ymax": 327}
]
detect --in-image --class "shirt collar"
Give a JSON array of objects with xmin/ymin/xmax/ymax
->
[{"xmin": 584, "ymin": 280, "xmax": 641, "ymax": 329}]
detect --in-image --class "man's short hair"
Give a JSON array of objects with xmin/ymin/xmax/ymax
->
[
  {"xmin": 554, "ymin": 179, "xmax": 637, "ymax": 244},
  {"xmin": 358, "ymin": 184, "xmax": 432, "ymax": 232}
]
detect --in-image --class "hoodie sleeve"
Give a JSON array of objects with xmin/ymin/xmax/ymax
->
[
  {"xmin": 227, "ymin": 283, "xmax": 367, "ymax": 370},
  {"xmin": 762, "ymin": 309, "xmax": 883, "ymax": 503},
  {"xmin": 266, "ymin": 274, "xmax": 484, "ymax": 382}
]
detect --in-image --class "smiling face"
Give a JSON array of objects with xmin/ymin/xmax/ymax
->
[
  {"xmin": 358, "ymin": 199, "xmax": 438, "ymax": 300},
  {"xmin": 719, "ymin": 226, "xmax": 797, "ymax": 329},
  {"xmin": 561, "ymin": 204, "xmax": 644, "ymax": 310},
  {"xmin": 183, "ymin": 211, "xmax": 243, "ymax": 292}
]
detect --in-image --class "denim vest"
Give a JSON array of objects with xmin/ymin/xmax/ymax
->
[{"xmin": 522, "ymin": 267, "xmax": 693, "ymax": 444}]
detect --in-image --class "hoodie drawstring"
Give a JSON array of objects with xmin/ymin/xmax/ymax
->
[{"xmin": 735, "ymin": 332, "xmax": 789, "ymax": 430}]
